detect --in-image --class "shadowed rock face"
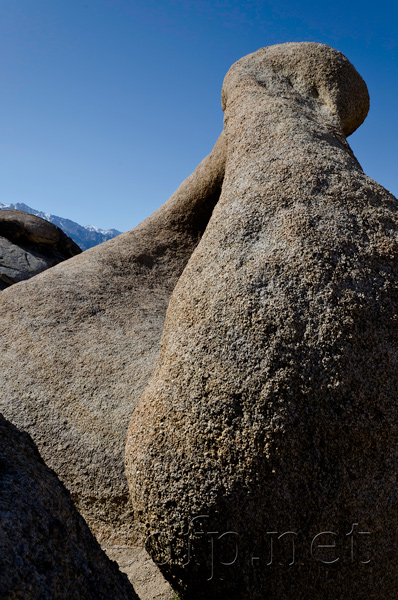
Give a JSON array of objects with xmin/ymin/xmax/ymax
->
[
  {"xmin": 126, "ymin": 43, "xmax": 398, "ymax": 599},
  {"xmin": 0, "ymin": 209, "xmax": 81, "ymax": 289},
  {"xmin": 0, "ymin": 132, "xmax": 225, "ymax": 546},
  {"xmin": 0, "ymin": 413, "xmax": 138, "ymax": 600}
]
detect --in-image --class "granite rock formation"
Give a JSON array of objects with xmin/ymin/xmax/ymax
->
[
  {"xmin": 0, "ymin": 209, "xmax": 81, "ymax": 289},
  {"xmin": 0, "ymin": 132, "xmax": 225, "ymax": 546},
  {"xmin": 126, "ymin": 43, "xmax": 398, "ymax": 599},
  {"xmin": 0, "ymin": 413, "xmax": 138, "ymax": 600}
]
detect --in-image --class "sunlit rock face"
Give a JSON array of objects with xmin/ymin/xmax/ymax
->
[
  {"xmin": 126, "ymin": 42, "xmax": 398, "ymax": 599},
  {"xmin": 0, "ymin": 131, "xmax": 225, "ymax": 548}
]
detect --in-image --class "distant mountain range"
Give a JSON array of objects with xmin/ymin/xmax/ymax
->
[{"xmin": 0, "ymin": 203, "xmax": 121, "ymax": 251}]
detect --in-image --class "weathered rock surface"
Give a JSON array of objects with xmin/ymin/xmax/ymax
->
[
  {"xmin": 126, "ymin": 43, "xmax": 398, "ymax": 599},
  {"xmin": 0, "ymin": 132, "xmax": 225, "ymax": 548},
  {"xmin": 0, "ymin": 413, "xmax": 138, "ymax": 600},
  {"xmin": 0, "ymin": 209, "xmax": 81, "ymax": 289},
  {"xmin": 104, "ymin": 546, "xmax": 174, "ymax": 600}
]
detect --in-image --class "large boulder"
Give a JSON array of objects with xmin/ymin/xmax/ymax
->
[
  {"xmin": 0, "ymin": 413, "xmax": 138, "ymax": 600},
  {"xmin": 0, "ymin": 132, "xmax": 225, "ymax": 547},
  {"xmin": 0, "ymin": 209, "xmax": 81, "ymax": 289},
  {"xmin": 126, "ymin": 43, "xmax": 398, "ymax": 599}
]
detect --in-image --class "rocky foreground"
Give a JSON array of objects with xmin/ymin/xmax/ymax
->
[
  {"xmin": 1, "ymin": 42, "xmax": 397, "ymax": 599},
  {"xmin": 0, "ymin": 414, "xmax": 138, "ymax": 600}
]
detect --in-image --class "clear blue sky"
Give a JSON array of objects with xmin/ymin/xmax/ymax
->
[{"xmin": 0, "ymin": 1, "xmax": 396, "ymax": 232}]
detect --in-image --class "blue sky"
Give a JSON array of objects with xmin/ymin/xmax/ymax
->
[{"xmin": 0, "ymin": 1, "xmax": 396, "ymax": 232}]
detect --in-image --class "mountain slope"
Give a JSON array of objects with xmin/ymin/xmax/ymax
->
[{"xmin": 0, "ymin": 202, "xmax": 121, "ymax": 250}]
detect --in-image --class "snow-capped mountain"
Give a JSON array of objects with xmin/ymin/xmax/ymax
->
[{"xmin": 0, "ymin": 203, "xmax": 121, "ymax": 251}]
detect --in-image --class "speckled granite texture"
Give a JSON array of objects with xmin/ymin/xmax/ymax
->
[
  {"xmin": 126, "ymin": 43, "xmax": 398, "ymax": 599},
  {"xmin": 0, "ymin": 132, "xmax": 225, "ymax": 547}
]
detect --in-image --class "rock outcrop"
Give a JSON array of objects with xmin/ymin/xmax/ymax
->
[
  {"xmin": 0, "ymin": 413, "xmax": 138, "ymax": 600},
  {"xmin": 0, "ymin": 202, "xmax": 122, "ymax": 250},
  {"xmin": 126, "ymin": 43, "xmax": 398, "ymax": 599},
  {"xmin": 0, "ymin": 132, "xmax": 225, "ymax": 546},
  {"xmin": 0, "ymin": 209, "xmax": 81, "ymax": 289}
]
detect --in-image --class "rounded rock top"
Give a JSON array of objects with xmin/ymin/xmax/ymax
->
[{"xmin": 221, "ymin": 42, "xmax": 369, "ymax": 137}]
